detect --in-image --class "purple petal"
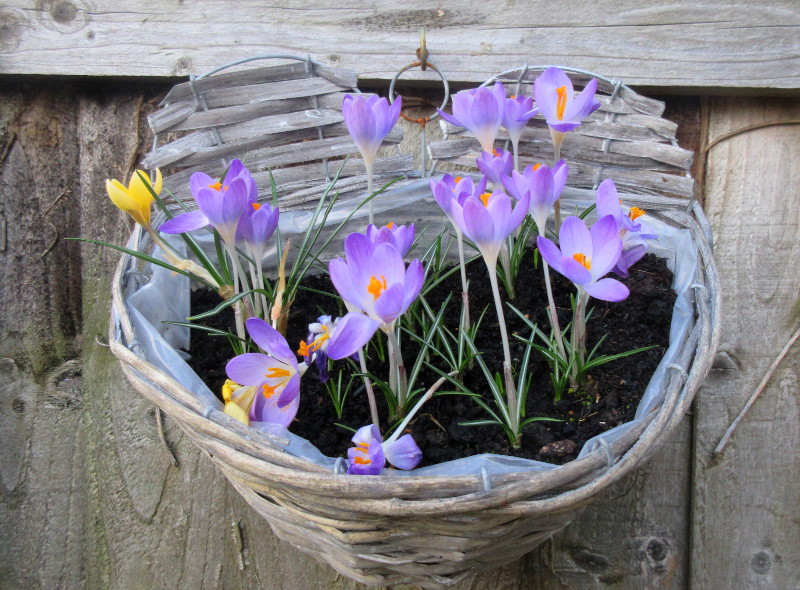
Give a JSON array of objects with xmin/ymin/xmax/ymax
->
[
  {"xmin": 226, "ymin": 353, "xmax": 273, "ymax": 386},
  {"xmin": 436, "ymin": 108, "xmax": 464, "ymax": 129},
  {"xmin": 344, "ymin": 232, "xmax": 376, "ymax": 289},
  {"xmin": 158, "ymin": 210, "xmax": 209, "ymax": 234},
  {"xmin": 537, "ymin": 236, "xmax": 564, "ymax": 274},
  {"xmin": 559, "ymin": 216, "xmax": 592, "ymax": 258},
  {"xmin": 584, "ymin": 278, "xmax": 630, "ymax": 302},
  {"xmin": 562, "ymin": 256, "xmax": 593, "ymax": 286},
  {"xmin": 462, "ymin": 198, "xmax": 496, "ymax": 248},
  {"xmin": 384, "ymin": 434, "xmax": 422, "ymax": 470},
  {"xmin": 276, "ymin": 372, "xmax": 301, "ymax": 408},
  {"xmin": 402, "ymin": 259, "xmax": 425, "ymax": 311},
  {"xmin": 326, "ymin": 313, "xmax": 381, "ymax": 360},
  {"xmin": 595, "ymin": 179, "xmax": 622, "ymax": 222},
  {"xmin": 370, "ymin": 242, "xmax": 405, "ymax": 287},
  {"xmin": 245, "ymin": 317, "xmax": 295, "ymax": 362},
  {"xmin": 250, "ymin": 389, "xmax": 299, "ymax": 427},
  {"xmin": 590, "ymin": 234, "xmax": 623, "ymax": 279},
  {"xmin": 565, "ymin": 78, "xmax": 600, "ymax": 120},
  {"xmin": 189, "ymin": 172, "xmax": 216, "ymax": 196},
  {"xmin": 591, "ymin": 215, "xmax": 622, "ymax": 248},
  {"xmin": 612, "ymin": 244, "xmax": 647, "ymax": 277},
  {"xmin": 374, "ymin": 283, "xmax": 405, "ymax": 323}
]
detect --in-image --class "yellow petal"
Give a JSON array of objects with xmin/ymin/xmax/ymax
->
[
  {"xmin": 128, "ymin": 169, "xmax": 157, "ymax": 208},
  {"xmin": 153, "ymin": 168, "xmax": 163, "ymax": 195},
  {"xmin": 221, "ymin": 379, "xmax": 240, "ymax": 403},
  {"xmin": 224, "ymin": 402, "xmax": 250, "ymax": 425},
  {"xmin": 106, "ymin": 179, "xmax": 136, "ymax": 211}
]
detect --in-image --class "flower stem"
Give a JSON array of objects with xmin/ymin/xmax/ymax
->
[
  {"xmin": 456, "ymin": 231, "xmax": 471, "ymax": 334},
  {"xmin": 366, "ymin": 159, "xmax": 375, "ymax": 225},
  {"xmin": 570, "ymin": 289, "xmax": 590, "ymax": 383},
  {"xmin": 225, "ymin": 244, "xmax": 247, "ymax": 342},
  {"xmin": 384, "ymin": 371, "xmax": 457, "ymax": 446},
  {"xmin": 542, "ymin": 259, "xmax": 567, "ymax": 360},
  {"xmin": 358, "ymin": 347, "xmax": 380, "ymax": 428},
  {"xmin": 550, "ymin": 129, "xmax": 565, "ymax": 232},
  {"xmin": 384, "ymin": 326, "xmax": 408, "ymax": 414},
  {"xmin": 486, "ymin": 259, "xmax": 519, "ymax": 441},
  {"xmin": 511, "ymin": 137, "xmax": 520, "ymax": 173},
  {"xmin": 247, "ymin": 259, "xmax": 263, "ymax": 318}
]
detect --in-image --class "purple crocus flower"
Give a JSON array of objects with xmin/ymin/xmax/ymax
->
[
  {"xmin": 476, "ymin": 149, "xmax": 514, "ymax": 185},
  {"xmin": 249, "ymin": 383, "xmax": 299, "ymax": 427},
  {"xmin": 365, "ymin": 222, "xmax": 415, "ymax": 257},
  {"xmin": 502, "ymin": 160, "xmax": 568, "ymax": 235},
  {"xmin": 328, "ymin": 235, "xmax": 425, "ymax": 328},
  {"xmin": 160, "ymin": 159, "xmax": 257, "ymax": 246},
  {"xmin": 297, "ymin": 313, "xmax": 380, "ymax": 382},
  {"xmin": 533, "ymin": 67, "xmax": 601, "ymax": 133},
  {"xmin": 342, "ymin": 94, "xmax": 402, "ymax": 167},
  {"xmin": 236, "ymin": 201, "xmax": 279, "ymax": 261},
  {"xmin": 595, "ymin": 179, "xmax": 657, "ymax": 277},
  {"xmin": 347, "ymin": 424, "xmax": 422, "ymax": 475},
  {"xmin": 448, "ymin": 188, "xmax": 529, "ymax": 266},
  {"xmin": 501, "ymin": 94, "xmax": 539, "ymax": 147},
  {"xmin": 226, "ymin": 317, "xmax": 307, "ymax": 409},
  {"xmin": 537, "ymin": 215, "xmax": 629, "ymax": 302},
  {"xmin": 430, "ymin": 174, "xmax": 488, "ymax": 221},
  {"xmin": 437, "ymin": 82, "xmax": 506, "ymax": 153}
]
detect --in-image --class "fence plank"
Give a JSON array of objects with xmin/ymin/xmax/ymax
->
[
  {"xmin": 1, "ymin": 1, "xmax": 798, "ymax": 89},
  {"xmin": 691, "ymin": 96, "xmax": 800, "ymax": 589}
]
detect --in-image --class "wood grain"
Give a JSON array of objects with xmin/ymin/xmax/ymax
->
[
  {"xmin": 1, "ymin": 1, "xmax": 798, "ymax": 89},
  {"xmin": 691, "ymin": 96, "xmax": 800, "ymax": 589}
]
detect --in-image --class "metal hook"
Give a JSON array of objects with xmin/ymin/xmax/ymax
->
[{"xmin": 416, "ymin": 28, "xmax": 428, "ymax": 71}]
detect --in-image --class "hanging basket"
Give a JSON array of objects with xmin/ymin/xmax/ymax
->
[{"xmin": 109, "ymin": 57, "xmax": 720, "ymax": 588}]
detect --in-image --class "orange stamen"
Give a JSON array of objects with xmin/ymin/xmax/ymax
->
[
  {"xmin": 628, "ymin": 207, "xmax": 646, "ymax": 220},
  {"xmin": 208, "ymin": 181, "xmax": 223, "ymax": 191},
  {"xmin": 297, "ymin": 341, "xmax": 310, "ymax": 357},
  {"xmin": 262, "ymin": 383, "xmax": 277, "ymax": 398},
  {"xmin": 367, "ymin": 275, "xmax": 388, "ymax": 301},
  {"xmin": 492, "ymin": 149, "xmax": 500, "ymax": 157},
  {"xmin": 385, "ymin": 222, "xmax": 395, "ymax": 230},
  {"xmin": 266, "ymin": 367, "xmax": 291, "ymax": 379},
  {"xmin": 556, "ymin": 86, "xmax": 568, "ymax": 120},
  {"xmin": 480, "ymin": 192, "xmax": 492, "ymax": 207},
  {"xmin": 531, "ymin": 163, "xmax": 542, "ymax": 171},
  {"xmin": 252, "ymin": 202, "xmax": 261, "ymax": 210},
  {"xmin": 354, "ymin": 457, "xmax": 371, "ymax": 465},
  {"xmin": 572, "ymin": 252, "xmax": 591, "ymax": 270}
]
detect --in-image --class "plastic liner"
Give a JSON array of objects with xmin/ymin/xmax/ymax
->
[{"xmin": 124, "ymin": 179, "xmax": 697, "ymax": 477}]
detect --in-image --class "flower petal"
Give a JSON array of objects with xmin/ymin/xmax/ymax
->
[
  {"xmin": 158, "ymin": 210, "xmax": 210, "ymax": 234},
  {"xmin": 226, "ymin": 353, "xmax": 274, "ymax": 386},
  {"xmin": 585, "ymin": 277, "xmax": 630, "ymax": 302},
  {"xmin": 276, "ymin": 372, "xmax": 301, "ymax": 408},
  {"xmin": 326, "ymin": 312, "xmax": 381, "ymax": 360},
  {"xmin": 559, "ymin": 216, "xmax": 592, "ymax": 258},
  {"xmin": 374, "ymin": 283, "xmax": 405, "ymax": 323},
  {"xmin": 245, "ymin": 317, "xmax": 295, "ymax": 362},
  {"xmin": 537, "ymin": 236, "xmax": 564, "ymax": 274},
  {"xmin": 384, "ymin": 434, "xmax": 422, "ymax": 470}
]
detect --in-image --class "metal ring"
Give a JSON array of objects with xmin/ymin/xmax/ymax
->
[{"xmin": 388, "ymin": 60, "xmax": 450, "ymax": 122}]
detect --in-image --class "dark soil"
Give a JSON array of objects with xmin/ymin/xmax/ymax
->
[{"xmin": 188, "ymin": 249, "xmax": 675, "ymax": 467}]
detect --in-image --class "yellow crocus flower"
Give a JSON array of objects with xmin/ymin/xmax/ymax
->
[
  {"xmin": 221, "ymin": 379, "xmax": 256, "ymax": 426},
  {"xmin": 105, "ymin": 169, "xmax": 162, "ymax": 227}
]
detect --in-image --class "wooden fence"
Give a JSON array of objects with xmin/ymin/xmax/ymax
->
[{"xmin": 1, "ymin": 3, "xmax": 798, "ymax": 588}]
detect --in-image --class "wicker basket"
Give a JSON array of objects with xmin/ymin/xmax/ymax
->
[{"xmin": 110, "ymin": 58, "xmax": 721, "ymax": 588}]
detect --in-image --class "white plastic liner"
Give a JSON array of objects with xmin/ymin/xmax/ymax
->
[{"xmin": 123, "ymin": 180, "xmax": 697, "ymax": 477}]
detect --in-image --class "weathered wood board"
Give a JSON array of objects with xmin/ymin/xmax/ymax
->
[
  {"xmin": 1, "ymin": 1, "xmax": 799, "ymax": 89},
  {"xmin": 1, "ymin": 84, "xmax": 798, "ymax": 590},
  {"xmin": 691, "ymin": 97, "xmax": 800, "ymax": 590}
]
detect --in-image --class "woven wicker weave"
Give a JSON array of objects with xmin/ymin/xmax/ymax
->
[{"xmin": 110, "ymin": 59, "xmax": 720, "ymax": 588}]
